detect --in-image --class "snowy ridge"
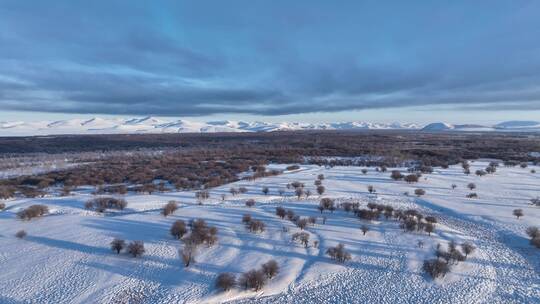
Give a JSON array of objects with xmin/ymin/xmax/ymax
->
[{"xmin": 1, "ymin": 117, "xmax": 539, "ymax": 136}]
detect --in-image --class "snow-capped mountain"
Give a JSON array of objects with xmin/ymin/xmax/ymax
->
[
  {"xmin": 421, "ymin": 121, "xmax": 540, "ymax": 132},
  {"xmin": 1, "ymin": 117, "xmax": 539, "ymax": 136}
]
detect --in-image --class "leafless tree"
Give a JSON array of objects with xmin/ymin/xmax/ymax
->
[
  {"xmin": 170, "ymin": 220, "xmax": 188, "ymax": 239},
  {"xmin": 425, "ymin": 223, "xmax": 435, "ymax": 236},
  {"xmin": 162, "ymin": 201, "xmax": 178, "ymax": 217},
  {"xmin": 414, "ymin": 189, "xmax": 426, "ymax": 197},
  {"xmin": 423, "ymin": 259, "xmax": 450, "ymax": 278},
  {"xmin": 110, "ymin": 238, "xmax": 125, "ymax": 254},
  {"xmin": 262, "ymin": 186, "xmax": 269, "ymax": 195},
  {"xmin": 216, "ymin": 273, "xmax": 236, "ymax": 291},
  {"xmin": 461, "ymin": 242, "xmax": 476, "ymax": 258},
  {"xmin": 127, "ymin": 241, "xmax": 145, "ymax": 257},
  {"xmin": 261, "ymin": 260, "xmax": 279, "ymax": 278},
  {"xmin": 295, "ymin": 187, "xmax": 304, "ymax": 199},
  {"xmin": 181, "ymin": 241, "xmax": 197, "ymax": 267},
  {"xmin": 242, "ymin": 214, "xmax": 252, "ymax": 225},
  {"xmin": 526, "ymin": 227, "xmax": 540, "ymax": 239},
  {"xmin": 361, "ymin": 225, "xmax": 369, "ymax": 235},
  {"xmin": 367, "ymin": 185, "xmax": 375, "ymax": 193},
  {"xmin": 326, "ymin": 243, "xmax": 351, "ymax": 263},
  {"xmin": 239, "ymin": 269, "xmax": 267, "ymax": 291},
  {"xmin": 513, "ymin": 209, "xmax": 524, "ymax": 219},
  {"xmin": 317, "ymin": 185, "xmax": 325, "ymax": 196},
  {"xmin": 361, "ymin": 168, "xmax": 368, "ymax": 174},
  {"xmin": 17, "ymin": 204, "xmax": 49, "ymax": 220},
  {"xmin": 467, "ymin": 183, "xmax": 476, "ymax": 190},
  {"xmin": 245, "ymin": 199, "xmax": 256, "ymax": 208},
  {"xmin": 275, "ymin": 207, "xmax": 286, "ymax": 219},
  {"xmin": 318, "ymin": 174, "xmax": 325, "ymax": 180}
]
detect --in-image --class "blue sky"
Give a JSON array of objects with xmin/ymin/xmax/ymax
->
[{"xmin": 1, "ymin": 1, "xmax": 539, "ymax": 124}]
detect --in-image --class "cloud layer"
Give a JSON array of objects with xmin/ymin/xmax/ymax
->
[{"xmin": 1, "ymin": 1, "xmax": 540, "ymax": 116}]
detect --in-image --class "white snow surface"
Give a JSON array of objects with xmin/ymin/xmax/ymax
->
[{"xmin": 1, "ymin": 161, "xmax": 540, "ymax": 303}]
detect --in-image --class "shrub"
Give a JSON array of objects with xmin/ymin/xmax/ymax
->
[
  {"xmin": 425, "ymin": 216, "xmax": 437, "ymax": 224},
  {"xmin": 308, "ymin": 216, "xmax": 317, "ymax": 225},
  {"xmin": 239, "ymin": 187, "xmax": 248, "ymax": 194},
  {"xmin": 531, "ymin": 197, "xmax": 540, "ymax": 206},
  {"xmin": 361, "ymin": 168, "xmax": 368, "ymax": 174},
  {"xmin": 162, "ymin": 201, "xmax": 178, "ymax": 217},
  {"xmin": 320, "ymin": 198, "xmax": 334, "ymax": 211},
  {"xmin": 261, "ymin": 260, "xmax": 279, "ymax": 278},
  {"xmin": 467, "ymin": 183, "xmax": 476, "ymax": 191},
  {"xmin": 423, "ymin": 259, "xmax": 450, "ymax": 278},
  {"xmin": 127, "ymin": 241, "xmax": 145, "ymax": 257},
  {"xmin": 262, "ymin": 186, "xmax": 269, "ymax": 195},
  {"xmin": 414, "ymin": 189, "xmax": 426, "ymax": 197},
  {"xmin": 17, "ymin": 204, "xmax": 49, "ymax": 220},
  {"xmin": 286, "ymin": 210, "xmax": 295, "ymax": 220},
  {"xmin": 316, "ymin": 185, "xmax": 325, "ymax": 196},
  {"xmin": 326, "ymin": 243, "xmax": 351, "ymax": 263},
  {"xmin": 513, "ymin": 209, "xmax": 524, "ymax": 219},
  {"xmin": 286, "ymin": 165, "xmax": 300, "ymax": 171},
  {"xmin": 15, "ymin": 230, "xmax": 27, "ymax": 239},
  {"xmin": 451, "ymin": 184, "xmax": 457, "ymax": 189},
  {"xmin": 0, "ymin": 202, "xmax": 5, "ymax": 210},
  {"xmin": 245, "ymin": 199, "xmax": 256, "ymax": 208},
  {"xmin": 216, "ymin": 273, "xmax": 236, "ymax": 291},
  {"xmin": 110, "ymin": 238, "xmax": 125, "ymax": 254},
  {"xmin": 466, "ymin": 193, "xmax": 478, "ymax": 198},
  {"xmin": 170, "ymin": 220, "xmax": 188, "ymax": 239},
  {"xmin": 317, "ymin": 174, "xmax": 325, "ymax": 180},
  {"xmin": 367, "ymin": 185, "xmax": 375, "ymax": 193},
  {"xmin": 240, "ymin": 269, "xmax": 267, "ymax": 291}
]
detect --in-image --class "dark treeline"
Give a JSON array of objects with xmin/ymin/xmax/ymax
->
[{"xmin": 0, "ymin": 130, "xmax": 539, "ymax": 198}]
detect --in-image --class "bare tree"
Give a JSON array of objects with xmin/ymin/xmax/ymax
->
[
  {"xmin": 215, "ymin": 273, "xmax": 236, "ymax": 291},
  {"xmin": 461, "ymin": 242, "xmax": 476, "ymax": 258},
  {"xmin": 242, "ymin": 214, "xmax": 252, "ymax": 225},
  {"xmin": 451, "ymin": 184, "xmax": 457, "ymax": 190},
  {"xmin": 423, "ymin": 259, "xmax": 450, "ymax": 278},
  {"xmin": 326, "ymin": 243, "xmax": 351, "ymax": 263},
  {"xmin": 526, "ymin": 227, "xmax": 540, "ymax": 239},
  {"xmin": 361, "ymin": 225, "xmax": 369, "ymax": 235},
  {"xmin": 261, "ymin": 260, "xmax": 279, "ymax": 278},
  {"xmin": 317, "ymin": 185, "xmax": 325, "ymax": 196},
  {"xmin": 367, "ymin": 185, "xmax": 375, "ymax": 193},
  {"xmin": 414, "ymin": 189, "xmax": 426, "ymax": 197},
  {"xmin": 110, "ymin": 238, "xmax": 125, "ymax": 254},
  {"xmin": 245, "ymin": 199, "xmax": 256, "ymax": 208},
  {"xmin": 162, "ymin": 201, "xmax": 178, "ymax": 217},
  {"xmin": 127, "ymin": 241, "xmax": 145, "ymax": 257},
  {"xmin": 275, "ymin": 207, "xmax": 286, "ymax": 219},
  {"xmin": 317, "ymin": 174, "xmax": 325, "ymax": 180},
  {"xmin": 181, "ymin": 241, "xmax": 197, "ymax": 267},
  {"xmin": 361, "ymin": 168, "xmax": 368, "ymax": 174},
  {"xmin": 170, "ymin": 220, "xmax": 188, "ymax": 239},
  {"xmin": 467, "ymin": 183, "xmax": 476, "ymax": 190},
  {"xmin": 513, "ymin": 209, "xmax": 524, "ymax": 219},
  {"xmin": 295, "ymin": 187, "xmax": 304, "ymax": 199},
  {"xmin": 262, "ymin": 186, "xmax": 269, "ymax": 195},
  {"xmin": 424, "ymin": 223, "xmax": 434, "ymax": 236},
  {"xmin": 240, "ymin": 269, "xmax": 267, "ymax": 291},
  {"xmin": 297, "ymin": 218, "xmax": 308, "ymax": 230}
]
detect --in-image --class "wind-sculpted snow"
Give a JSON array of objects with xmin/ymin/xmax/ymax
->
[{"xmin": 0, "ymin": 161, "xmax": 539, "ymax": 303}]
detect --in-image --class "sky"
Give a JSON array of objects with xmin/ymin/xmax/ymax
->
[{"xmin": 1, "ymin": 1, "xmax": 540, "ymax": 124}]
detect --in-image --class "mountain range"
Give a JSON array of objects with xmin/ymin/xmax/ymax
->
[{"xmin": 0, "ymin": 117, "xmax": 539, "ymax": 136}]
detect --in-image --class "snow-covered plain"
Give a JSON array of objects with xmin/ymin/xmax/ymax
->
[{"xmin": 1, "ymin": 161, "xmax": 539, "ymax": 303}]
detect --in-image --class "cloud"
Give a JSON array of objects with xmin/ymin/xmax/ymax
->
[{"xmin": 1, "ymin": 1, "xmax": 540, "ymax": 117}]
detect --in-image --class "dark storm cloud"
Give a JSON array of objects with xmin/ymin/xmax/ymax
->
[{"xmin": 1, "ymin": 0, "xmax": 540, "ymax": 116}]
